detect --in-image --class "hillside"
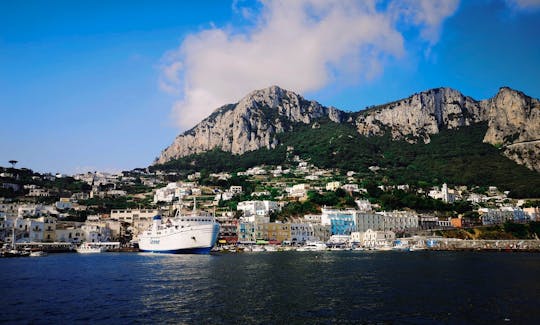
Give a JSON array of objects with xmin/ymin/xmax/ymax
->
[{"xmin": 153, "ymin": 119, "xmax": 540, "ymax": 198}]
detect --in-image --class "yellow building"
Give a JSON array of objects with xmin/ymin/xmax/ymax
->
[
  {"xmin": 38, "ymin": 216, "xmax": 57, "ymax": 242},
  {"xmin": 264, "ymin": 223, "xmax": 291, "ymax": 243}
]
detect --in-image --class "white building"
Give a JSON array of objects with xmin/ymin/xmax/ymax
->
[
  {"xmin": 229, "ymin": 186, "xmax": 243, "ymax": 194},
  {"xmin": 341, "ymin": 184, "xmax": 360, "ymax": 193},
  {"xmin": 303, "ymin": 214, "xmax": 322, "ymax": 224},
  {"xmin": 110, "ymin": 209, "xmax": 158, "ymax": 225},
  {"xmin": 237, "ymin": 200, "xmax": 279, "ymax": 221},
  {"xmin": 56, "ymin": 223, "xmax": 84, "ymax": 244},
  {"xmin": 355, "ymin": 211, "xmax": 418, "ymax": 232},
  {"xmin": 326, "ymin": 182, "xmax": 341, "ymax": 191},
  {"xmin": 55, "ymin": 198, "xmax": 73, "ymax": 210},
  {"xmin": 428, "ymin": 183, "xmax": 455, "ymax": 203},
  {"xmin": 290, "ymin": 223, "xmax": 313, "ymax": 243},
  {"xmin": 81, "ymin": 215, "xmax": 112, "ymax": 243},
  {"xmin": 355, "ymin": 199, "xmax": 372, "ymax": 212},
  {"xmin": 153, "ymin": 182, "xmax": 191, "ymax": 203},
  {"xmin": 480, "ymin": 207, "xmax": 530, "ymax": 225},
  {"xmin": 351, "ymin": 229, "xmax": 395, "ymax": 248},
  {"xmin": 285, "ymin": 184, "xmax": 310, "ymax": 198},
  {"xmin": 28, "ymin": 188, "xmax": 51, "ymax": 197}
]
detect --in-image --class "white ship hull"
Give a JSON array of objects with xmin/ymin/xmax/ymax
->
[{"xmin": 139, "ymin": 223, "xmax": 219, "ymax": 254}]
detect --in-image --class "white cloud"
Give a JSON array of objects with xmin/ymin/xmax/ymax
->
[
  {"xmin": 160, "ymin": 0, "xmax": 460, "ymax": 130},
  {"xmin": 391, "ymin": 0, "xmax": 460, "ymax": 44},
  {"xmin": 506, "ymin": 0, "xmax": 540, "ymax": 11}
]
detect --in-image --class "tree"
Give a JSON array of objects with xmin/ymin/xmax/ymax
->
[{"xmin": 9, "ymin": 160, "xmax": 17, "ymax": 168}]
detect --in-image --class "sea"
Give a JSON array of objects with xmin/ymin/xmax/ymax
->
[{"xmin": 1, "ymin": 251, "xmax": 540, "ymax": 324}]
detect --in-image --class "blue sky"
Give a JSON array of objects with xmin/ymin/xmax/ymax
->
[{"xmin": 1, "ymin": 0, "xmax": 539, "ymax": 174}]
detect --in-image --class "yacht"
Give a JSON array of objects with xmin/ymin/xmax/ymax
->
[
  {"xmin": 76, "ymin": 242, "xmax": 107, "ymax": 253},
  {"xmin": 297, "ymin": 241, "xmax": 327, "ymax": 251}
]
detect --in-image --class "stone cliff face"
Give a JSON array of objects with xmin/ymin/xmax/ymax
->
[
  {"xmin": 156, "ymin": 86, "xmax": 344, "ymax": 164},
  {"xmin": 354, "ymin": 88, "xmax": 485, "ymax": 143},
  {"xmin": 156, "ymin": 85, "xmax": 539, "ymax": 172},
  {"xmin": 481, "ymin": 87, "xmax": 540, "ymax": 171}
]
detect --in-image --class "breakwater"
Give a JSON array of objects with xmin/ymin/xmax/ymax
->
[{"xmin": 428, "ymin": 238, "xmax": 540, "ymax": 251}]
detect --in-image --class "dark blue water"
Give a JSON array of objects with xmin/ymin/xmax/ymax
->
[{"xmin": 1, "ymin": 251, "xmax": 539, "ymax": 324}]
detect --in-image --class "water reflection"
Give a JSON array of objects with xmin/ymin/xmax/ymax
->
[{"xmin": 2, "ymin": 251, "xmax": 540, "ymax": 323}]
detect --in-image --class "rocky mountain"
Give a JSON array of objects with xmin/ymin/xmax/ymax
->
[
  {"xmin": 156, "ymin": 86, "xmax": 344, "ymax": 164},
  {"xmin": 156, "ymin": 85, "xmax": 540, "ymax": 172}
]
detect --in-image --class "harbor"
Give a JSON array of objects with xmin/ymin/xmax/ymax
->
[{"xmin": 2, "ymin": 250, "xmax": 540, "ymax": 324}]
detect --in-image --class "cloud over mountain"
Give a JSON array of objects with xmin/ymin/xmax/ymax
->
[{"xmin": 160, "ymin": 0, "xmax": 459, "ymax": 129}]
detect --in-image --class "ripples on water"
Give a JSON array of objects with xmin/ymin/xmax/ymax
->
[{"xmin": 2, "ymin": 251, "xmax": 540, "ymax": 324}]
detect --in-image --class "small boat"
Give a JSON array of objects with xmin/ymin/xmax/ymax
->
[
  {"xmin": 374, "ymin": 244, "xmax": 393, "ymax": 251},
  {"xmin": 249, "ymin": 245, "xmax": 265, "ymax": 252},
  {"xmin": 264, "ymin": 245, "xmax": 277, "ymax": 252},
  {"xmin": 76, "ymin": 243, "xmax": 106, "ymax": 253},
  {"xmin": 29, "ymin": 251, "xmax": 47, "ymax": 257},
  {"xmin": 409, "ymin": 244, "xmax": 426, "ymax": 251},
  {"xmin": 297, "ymin": 241, "xmax": 327, "ymax": 251}
]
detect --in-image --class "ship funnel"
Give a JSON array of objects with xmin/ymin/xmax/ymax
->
[{"xmin": 152, "ymin": 215, "xmax": 162, "ymax": 231}]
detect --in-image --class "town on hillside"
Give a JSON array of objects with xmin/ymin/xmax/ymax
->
[{"xmin": 1, "ymin": 157, "xmax": 540, "ymax": 254}]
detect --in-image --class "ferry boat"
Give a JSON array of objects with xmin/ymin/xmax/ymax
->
[{"xmin": 138, "ymin": 209, "xmax": 220, "ymax": 254}]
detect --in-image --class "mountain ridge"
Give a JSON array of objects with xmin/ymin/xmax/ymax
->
[{"xmin": 156, "ymin": 85, "xmax": 540, "ymax": 172}]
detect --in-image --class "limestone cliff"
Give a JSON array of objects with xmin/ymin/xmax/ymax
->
[
  {"xmin": 156, "ymin": 86, "xmax": 344, "ymax": 164},
  {"xmin": 481, "ymin": 87, "xmax": 540, "ymax": 171},
  {"xmin": 156, "ymin": 85, "xmax": 539, "ymax": 172},
  {"xmin": 354, "ymin": 88, "xmax": 486, "ymax": 143}
]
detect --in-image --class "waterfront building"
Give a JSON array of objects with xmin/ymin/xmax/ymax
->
[
  {"xmin": 351, "ymin": 229, "xmax": 395, "ymax": 248},
  {"xmin": 38, "ymin": 216, "xmax": 57, "ymax": 242},
  {"xmin": 82, "ymin": 215, "xmax": 112, "ymax": 243},
  {"xmin": 237, "ymin": 222, "xmax": 256, "ymax": 242},
  {"xmin": 55, "ymin": 223, "xmax": 84, "ymax": 244},
  {"xmin": 266, "ymin": 222, "xmax": 291, "ymax": 243},
  {"xmin": 355, "ymin": 211, "xmax": 418, "ymax": 232},
  {"xmin": 110, "ymin": 209, "xmax": 158, "ymax": 235},
  {"xmin": 321, "ymin": 208, "xmax": 356, "ymax": 235},
  {"xmin": 311, "ymin": 223, "xmax": 331, "ymax": 242},
  {"xmin": 290, "ymin": 223, "xmax": 312, "ymax": 243},
  {"xmin": 216, "ymin": 217, "xmax": 239, "ymax": 244}
]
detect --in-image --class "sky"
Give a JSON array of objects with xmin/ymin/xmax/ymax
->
[{"xmin": 1, "ymin": 0, "xmax": 539, "ymax": 174}]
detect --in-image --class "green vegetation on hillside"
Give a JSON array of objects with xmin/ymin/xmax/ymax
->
[
  {"xmin": 437, "ymin": 221, "xmax": 540, "ymax": 240},
  {"xmin": 153, "ymin": 120, "xmax": 540, "ymax": 198}
]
